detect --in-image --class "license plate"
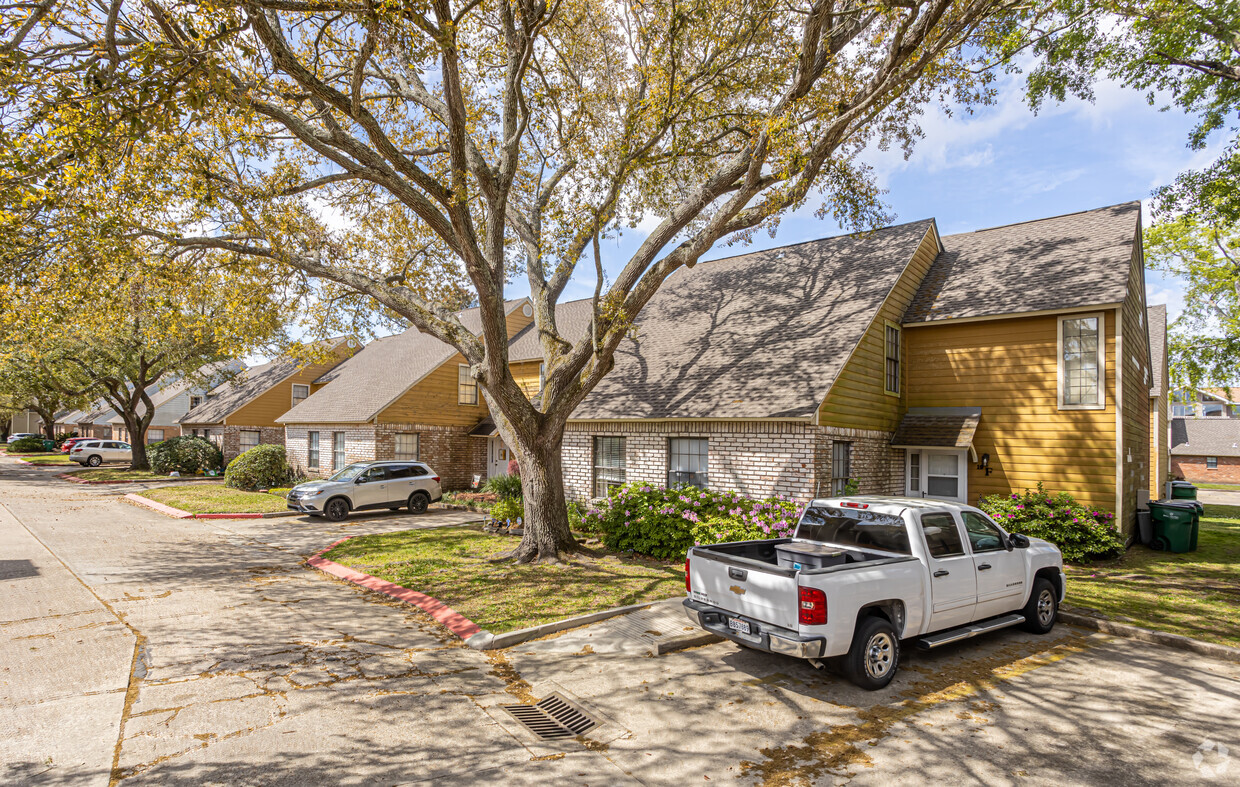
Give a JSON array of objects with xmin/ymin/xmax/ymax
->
[{"xmin": 727, "ymin": 617, "xmax": 751, "ymax": 635}]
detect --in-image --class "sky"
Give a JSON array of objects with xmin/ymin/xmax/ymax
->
[{"xmin": 537, "ymin": 69, "xmax": 1219, "ymax": 324}]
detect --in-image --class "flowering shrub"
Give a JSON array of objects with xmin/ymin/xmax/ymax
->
[
  {"xmin": 978, "ymin": 483, "xmax": 1125, "ymax": 563},
  {"xmin": 580, "ymin": 484, "xmax": 803, "ymax": 560}
]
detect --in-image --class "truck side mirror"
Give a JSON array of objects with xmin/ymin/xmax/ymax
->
[{"xmin": 1010, "ymin": 534, "xmax": 1030, "ymax": 549}]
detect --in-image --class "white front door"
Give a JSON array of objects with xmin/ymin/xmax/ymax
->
[
  {"xmin": 487, "ymin": 437, "xmax": 510, "ymax": 478},
  {"xmin": 905, "ymin": 449, "xmax": 967, "ymax": 503}
]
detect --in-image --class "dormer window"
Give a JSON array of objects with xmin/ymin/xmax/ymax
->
[{"xmin": 189, "ymin": 395, "xmax": 203, "ymax": 409}]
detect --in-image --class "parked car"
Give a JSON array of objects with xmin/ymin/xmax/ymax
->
[
  {"xmin": 7, "ymin": 433, "xmax": 40, "ymax": 444},
  {"xmin": 71, "ymin": 440, "xmax": 133, "ymax": 467},
  {"xmin": 287, "ymin": 461, "xmax": 443, "ymax": 521},
  {"xmin": 684, "ymin": 496, "xmax": 1065, "ymax": 690},
  {"xmin": 60, "ymin": 437, "xmax": 92, "ymax": 454}
]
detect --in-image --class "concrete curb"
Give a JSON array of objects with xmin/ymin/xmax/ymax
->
[
  {"xmin": 123, "ymin": 492, "xmax": 299, "ymax": 520},
  {"xmin": 1060, "ymin": 606, "xmax": 1240, "ymax": 664},
  {"xmin": 465, "ymin": 600, "xmax": 666, "ymax": 651},
  {"xmin": 306, "ymin": 537, "xmax": 483, "ymax": 640}
]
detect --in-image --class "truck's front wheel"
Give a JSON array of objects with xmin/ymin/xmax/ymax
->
[
  {"xmin": 1020, "ymin": 577, "xmax": 1058, "ymax": 634},
  {"xmin": 842, "ymin": 616, "xmax": 900, "ymax": 691}
]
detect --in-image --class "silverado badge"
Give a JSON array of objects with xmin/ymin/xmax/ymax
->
[{"xmin": 728, "ymin": 584, "xmax": 746, "ymax": 596}]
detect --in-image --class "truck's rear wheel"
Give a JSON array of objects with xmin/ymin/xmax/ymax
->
[
  {"xmin": 1021, "ymin": 577, "xmax": 1058, "ymax": 634},
  {"xmin": 842, "ymin": 616, "xmax": 900, "ymax": 691}
]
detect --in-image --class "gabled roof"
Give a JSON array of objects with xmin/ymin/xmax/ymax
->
[
  {"xmin": 1148, "ymin": 304, "xmax": 1167, "ymax": 397},
  {"xmin": 278, "ymin": 300, "xmax": 526, "ymax": 424},
  {"xmin": 570, "ymin": 220, "xmax": 937, "ymax": 420},
  {"xmin": 1171, "ymin": 417, "xmax": 1240, "ymax": 457},
  {"xmin": 507, "ymin": 298, "xmax": 595, "ymax": 362},
  {"xmin": 107, "ymin": 362, "xmax": 241, "ymax": 424},
  {"xmin": 904, "ymin": 202, "xmax": 1141, "ymax": 324},
  {"xmin": 178, "ymin": 337, "xmax": 355, "ymax": 425},
  {"xmin": 1200, "ymin": 387, "xmax": 1239, "ymax": 404}
]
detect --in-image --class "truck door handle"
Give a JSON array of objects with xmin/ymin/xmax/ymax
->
[
  {"xmin": 933, "ymin": 570, "xmax": 949, "ymax": 577},
  {"xmin": 977, "ymin": 563, "xmax": 992, "ymax": 571},
  {"xmin": 728, "ymin": 567, "xmax": 747, "ymax": 581}
]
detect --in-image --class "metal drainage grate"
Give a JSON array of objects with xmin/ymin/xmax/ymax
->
[{"xmin": 501, "ymin": 693, "xmax": 598, "ymax": 741}]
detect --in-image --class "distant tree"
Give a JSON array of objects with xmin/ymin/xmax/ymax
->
[
  {"xmin": 0, "ymin": 347, "xmax": 91, "ymax": 438},
  {"xmin": 1011, "ymin": 0, "xmax": 1240, "ymax": 221},
  {"xmin": 1146, "ymin": 214, "xmax": 1240, "ymax": 387}
]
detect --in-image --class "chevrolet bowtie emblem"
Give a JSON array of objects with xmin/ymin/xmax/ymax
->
[{"xmin": 729, "ymin": 585, "xmax": 746, "ymax": 595}]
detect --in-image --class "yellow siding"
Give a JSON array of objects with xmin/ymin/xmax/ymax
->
[
  {"xmin": 905, "ymin": 313, "xmax": 1118, "ymax": 513},
  {"xmin": 819, "ymin": 228, "xmax": 941, "ymax": 431},
  {"xmin": 228, "ymin": 358, "xmax": 349, "ymax": 427},
  {"xmin": 510, "ymin": 360, "xmax": 543, "ymax": 399},
  {"xmin": 1119, "ymin": 241, "xmax": 1151, "ymax": 534}
]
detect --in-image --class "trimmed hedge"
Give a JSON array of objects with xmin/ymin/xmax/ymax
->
[
  {"xmin": 148, "ymin": 436, "xmax": 223, "ymax": 475},
  {"xmin": 225, "ymin": 444, "xmax": 293, "ymax": 491},
  {"xmin": 8, "ymin": 436, "xmax": 46, "ymax": 453}
]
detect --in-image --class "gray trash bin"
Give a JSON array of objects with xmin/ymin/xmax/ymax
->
[{"xmin": 1136, "ymin": 509, "xmax": 1152, "ymax": 545}]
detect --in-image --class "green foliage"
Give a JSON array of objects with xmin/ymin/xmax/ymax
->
[
  {"xmin": 55, "ymin": 432, "xmax": 77, "ymax": 443},
  {"xmin": 8, "ymin": 435, "xmax": 44, "ymax": 453},
  {"xmin": 580, "ymin": 484, "xmax": 803, "ymax": 561},
  {"xmin": 482, "ymin": 473, "xmax": 523, "ymax": 502},
  {"xmin": 147, "ymin": 436, "xmax": 222, "ymax": 475},
  {"xmin": 490, "ymin": 497, "xmax": 525, "ymax": 523},
  {"xmin": 224, "ymin": 445, "xmax": 293, "ymax": 491},
  {"xmin": 566, "ymin": 502, "xmax": 585, "ymax": 532},
  {"xmin": 1145, "ymin": 215, "xmax": 1240, "ymax": 388},
  {"xmin": 841, "ymin": 477, "xmax": 860, "ymax": 495},
  {"xmin": 268, "ymin": 487, "xmax": 293, "ymax": 498},
  {"xmin": 978, "ymin": 483, "xmax": 1125, "ymax": 563}
]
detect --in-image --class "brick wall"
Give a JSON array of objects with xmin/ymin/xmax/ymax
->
[
  {"xmin": 563, "ymin": 420, "xmax": 906, "ymax": 503},
  {"xmin": 220, "ymin": 425, "xmax": 286, "ymax": 464},
  {"xmin": 285, "ymin": 424, "xmax": 377, "ymax": 478},
  {"xmin": 374, "ymin": 422, "xmax": 486, "ymax": 491},
  {"xmin": 1172, "ymin": 454, "xmax": 1240, "ymax": 484}
]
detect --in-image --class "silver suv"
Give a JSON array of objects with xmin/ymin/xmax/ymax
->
[{"xmin": 288, "ymin": 461, "xmax": 442, "ymax": 521}]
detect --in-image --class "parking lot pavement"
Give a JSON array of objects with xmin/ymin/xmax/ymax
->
[
  {"xmin": 3, "ymin": 457, "xmax": 1239, "ymax": 785},
  {"xmin": 1197, "ymin": 489, "xmax": 1240, "ymax": 507}
]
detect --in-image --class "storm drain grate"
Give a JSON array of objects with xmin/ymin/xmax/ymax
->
[{"xmin": 501, "ymin": 693, "xmax": 598, "ymax": 741}]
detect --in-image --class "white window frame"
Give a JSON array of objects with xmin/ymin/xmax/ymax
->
[
  {"xmin": 458, "ymin": 364, "xmax": 478, "ymax": 405},
  {"xmin": 292, "ymin": 384, "xmax": 310, "ymax": 407},
  {"xmin": 1057, "ymin": 312, "xmax": 1106, "ymax": 410},
  {"xmin": 307, "ymin": 431, "xmax": 320, "ymax": 469},
  {"xmin": 146, "ymin": 429, "xmax": 164, "ymax": 444},
  {"xmin": 904, "ymin": 448, "xmax": 968, "ymax": 503},
  {"xmin": 189, "ymin": 395, "xmax": 203, "ymax": 409},
  {"xmin": 240, "ymin": 430, "xmax": 260, "ymax": 452},
  {"xmin": 538, "ymin": 362, "xmax": 546, "ymax": 393},
  {"xmin": 1207, "ymin": 456, "xmax": 1218, "ymax": 470}
]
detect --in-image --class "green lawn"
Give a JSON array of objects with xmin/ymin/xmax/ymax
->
[
  {"xmin": 1065, "ymin": 504, "xmax": 1240, "ymax": 648},
  {"xmin": 19, "ymin": 454, "xmax": 75, "ymax": 465},
  {"xmin": 323, "ymin": 527, "xmax": 684, "ymax": 634},
  {"xmin": 1190, "ymin": 482, "xmax": 1240, "ymax": 492},
  {"xmin": 68, "ymin": 468, "xmax": 205, "ymax": 482},
  {"xmin": 141, "ymin": 485, "xmax": 289, "ymax": 514}
]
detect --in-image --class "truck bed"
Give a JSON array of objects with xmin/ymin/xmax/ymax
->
[{"xmin": 693, "ymin": 538, "xmax": 915, "ymax": 576}]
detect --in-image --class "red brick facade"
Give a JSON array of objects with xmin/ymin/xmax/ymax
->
[
  {"xmin": 1172, "ymin": 454, "xmax": 1240, "ymax": 484},
  {"xmin": 285, "ymin": 422, "xmax": 487, "ymax": 490},
  {"xmin": 220, "ymin": 426, "xmax": 286, "ymax": 464}
]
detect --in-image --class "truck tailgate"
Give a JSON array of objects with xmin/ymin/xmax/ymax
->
[{"xmin": 688, "ymin": 549, "xmax": 799, "ymax": 631}]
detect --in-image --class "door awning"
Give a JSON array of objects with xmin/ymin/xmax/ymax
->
[
  {"xmin": 891, "ymin": 407, "xmax": 981, "ymax": 460},
  {"xmin": 467, "ymin": 418, "xmax": 499, "ymax": 438}
]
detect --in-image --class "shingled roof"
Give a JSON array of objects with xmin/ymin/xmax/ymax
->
[
  {"xmin": 507, "ymin": 298, "xmax": 595, "ymax": 362},
  {"xmin": 1148, "ymin": 304, "xmax": 1167, "ymax": 397},
  {"xmin": 1171, "ymin": 417, "xmax": 1240, "ymax": 457},
  {"xmin": 179, "ymin": 337, "xmax": 355, "ymax": 425},
  {"xmin": 904, "ymin": 202, "xmax": 1141, "ymax": 324},
  {"xmin": 570, "ymin": 220, "xmax": 938, "ymax": 421},
  {"xmin": 278, "ymin": 301, "xmax": 525, "ymax": 424}
]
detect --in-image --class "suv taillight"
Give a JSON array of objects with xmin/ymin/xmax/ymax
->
[
  {"xmin": 685, "ymin": 556, "xmax": 691, "ymax": 593},
  {"xmin": 432, "ymin": 476, "xmax": 440, "ymax": 483},
  {"xmin": 798, "ymin": 587, "xmax": 827, "ymax": 626}
]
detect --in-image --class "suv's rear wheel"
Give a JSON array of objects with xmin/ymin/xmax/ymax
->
[
  {"xmin": 324, "ymin": 497, "xmax": 351, "ymax": 522},
  {"xmin": 407, "ymin": 491, "xmax": 429, "ymax": 515},
  {"xmin": 841, "ymin": 615, "xmax": 900, "ymax": 691},
  {"xmin": 87, "ymin": 455, "xmax": 102, "ymax": 467}
]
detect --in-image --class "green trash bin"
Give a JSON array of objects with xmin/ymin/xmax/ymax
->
[
  {"xmin": 41, "ymin": 439, "xmax": 56, "ymax": 452},
  {"xmin": 1170, "ymin": 481, "xmax": 1198, "ymax": 500},
  {"xmin": 1148, "ymin": 500, "xmax": 1195, "ymax": 553}
]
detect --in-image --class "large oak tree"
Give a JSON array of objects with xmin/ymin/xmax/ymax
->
[{"xmin": 4, "ymin": 0, "xmax": 1020, "ymax": 560}]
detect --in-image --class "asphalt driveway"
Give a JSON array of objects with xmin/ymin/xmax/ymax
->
[{"xmin": 2, "ymin": 459, "xmax": 1238, "ymax": 785}]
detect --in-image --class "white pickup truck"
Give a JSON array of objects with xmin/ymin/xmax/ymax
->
[{"xmin": 684, "ymin": 496, "xmax": 1066, "ymax": 690}]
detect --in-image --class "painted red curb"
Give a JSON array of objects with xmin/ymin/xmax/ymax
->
[
  {"xmin": 306, "ymin": 538, "xmax": 483, "ymax": 641},
  {"xmin": 124, "ymin": 493, "xmax": 195, "ymax": 519}
]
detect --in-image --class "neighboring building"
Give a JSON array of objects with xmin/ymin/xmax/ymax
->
[
  {"xmin": 178, "ymin": 337, "xmax": 360, "ymax": 462},
  {"xmin": 1148, "ymin": 305, "xmax": 1170, "ymax": 500},
  {"xmin": 554, "ymin": 202, "xmax": 1156, "ymax": 536},
  {"xmin": 279, "ymin": 300, "xmax": 534, "ymax": 487},
  {"xmin": 109, "ymin": 363, "xmax": 243, "ymax": 443},
  {"xmin": 56, "ymin": 401, "xmax": 117, "ymax": 439},
  {"xmin": 1170, "ymin": 387, "xmax": 1240, "ymax": 418},
  {"xmin": 9, "ymin": 410, "xmax": 44, "ymax": 435},
  {"xmin": 1171, "ymin": 418, "xmax": 1240, "ymax": 482}
]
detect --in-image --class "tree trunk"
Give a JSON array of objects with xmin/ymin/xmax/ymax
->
[
  {"xmin": 120, "ymin": 411, "xmax": 150, "ymax": 470},
  {"xmin": 130, "ymin": 438, "xmax": 150, "ymax": 471},
  {"xmin": 508, "ymin": 430, "xmax": 577, "ymax": 563}
]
